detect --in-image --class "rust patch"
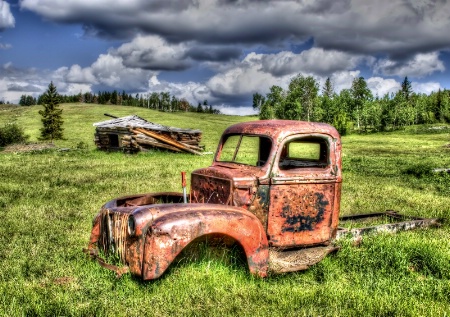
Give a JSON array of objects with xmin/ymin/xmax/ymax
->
[{"xmin": 281, "ymin": 192, "xmax": 328, "ymax": 232}]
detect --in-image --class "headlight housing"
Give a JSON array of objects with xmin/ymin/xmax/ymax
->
[{"xmin": 128, "ymin": 215, "xmax": 136, "ymax": 237}]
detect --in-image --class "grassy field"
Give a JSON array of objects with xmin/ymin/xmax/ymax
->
[{"xmin": 1, "ymin": 103, "xmax": 449, "ymax": 316}]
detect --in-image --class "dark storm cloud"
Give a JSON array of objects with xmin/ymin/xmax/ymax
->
[
  {"xmin": 19, "ymin": 0, "xmax": 450, "ymax": 62},
  {"xmin": 7, "ymin": 83, "xmax": 41, "ymax": 92},
  {"xmin": 186, "ymin": 46, "xmax": 242, "ymax": 62}
]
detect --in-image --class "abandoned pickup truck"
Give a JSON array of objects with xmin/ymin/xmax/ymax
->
[{"xmin": 85, "ymin": 120, "xmax": 439, "ymax": 279}]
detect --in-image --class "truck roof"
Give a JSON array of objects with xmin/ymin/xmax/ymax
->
[{"xmin": 222, "ymin": 120, "xmax": 340, "ymax": 141}]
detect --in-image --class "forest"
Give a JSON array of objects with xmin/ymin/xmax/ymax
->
[
  {"xmin": 253, "ymin": 75, "xmax": 450, "ymax": 134},
  {"xmin": 16, "ymin": 90, "xmax": 220, "ymax": 114}
]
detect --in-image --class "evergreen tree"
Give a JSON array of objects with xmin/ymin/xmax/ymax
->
[
  {"xmin": 400, "ymin": 76, "xmax": 413, "ymax": 101},
  {"xmin": 38, "ymin": 82, "xmax": 64, "ymax": 142},
  {"xmin": 322, "ymin": 77, "xmax": 334, "ymax": 99}
]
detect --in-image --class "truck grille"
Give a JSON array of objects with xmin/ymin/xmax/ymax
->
[{"xmin": 99, "ymin": 209, "xmax": 129, "ymax": 263}]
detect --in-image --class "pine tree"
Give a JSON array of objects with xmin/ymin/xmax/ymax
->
[
  {"xmin": 401, "ymin": 76, "xmax": 413, "ymax": 101},
  {"xmin": 39, "ymin": 82, "xmax": 64, "ymax": 142}
]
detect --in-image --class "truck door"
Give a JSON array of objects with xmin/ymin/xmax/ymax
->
[{"xmin": 267, "ymin": 134, "xmax": 341, "ymax": 248}]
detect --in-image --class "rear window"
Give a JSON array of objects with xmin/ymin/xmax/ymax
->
[{"xmin": 279, "ymin": 137, "xmax": 329, "ymax": 170}]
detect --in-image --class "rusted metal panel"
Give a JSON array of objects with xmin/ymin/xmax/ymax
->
[
  {"xmin": 86, "ymin": 194, "xmax": 269, "ymax": 280},
  {"xmin": 190, "ymin": 172, "xmax": 233, "ymax": 204},
  {"xmin": 142, "ymin": 205, "xmax": 269, "ymax": 280},
  {"xmin": 267, "ymin": 183, "xmax": 337, "ymax": 247}
]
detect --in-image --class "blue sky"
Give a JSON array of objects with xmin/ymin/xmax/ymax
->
[{"xmin": 1, "ymin": 0, "xmax": 450, "ymax": 115}]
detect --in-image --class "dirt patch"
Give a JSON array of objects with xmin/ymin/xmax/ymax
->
[{"xmin": 1, "ymin": 143, "xmax": 56, "ymax": 153}]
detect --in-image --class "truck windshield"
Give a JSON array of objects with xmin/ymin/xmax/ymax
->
[{"xmin": 218, "ymin": 134, "xmax": 272, "ymax": 167}]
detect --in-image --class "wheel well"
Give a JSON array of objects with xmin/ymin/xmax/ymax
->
[{"xmin": 171, "ymin": 233, "xmax": 248, "ymax": 272}]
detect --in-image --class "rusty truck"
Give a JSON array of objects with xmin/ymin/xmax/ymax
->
[{"xmin": 85, "ymin": 120, "xmax": 439, "ymax": 279}]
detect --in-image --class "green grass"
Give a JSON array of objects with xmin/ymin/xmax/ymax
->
[{"xmin": 1, "ymin": 103, "xmax": 449, "ymax": 316}]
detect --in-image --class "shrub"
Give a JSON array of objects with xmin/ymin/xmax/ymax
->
[{"xmin": 0, "ymin": 123, "xmax": 29, "ymax": 147}]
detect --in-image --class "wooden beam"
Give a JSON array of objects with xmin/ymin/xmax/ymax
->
[{"xmin": 132, "ymin": 128, "xmax": 203, "ymax": 155}]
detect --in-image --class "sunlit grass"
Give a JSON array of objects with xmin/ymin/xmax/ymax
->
[{"xmin": 0, "ymin": 104, "xmax": 449, "ymax": 316}]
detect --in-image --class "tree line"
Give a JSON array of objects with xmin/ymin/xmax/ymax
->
[
  {"xmin": 18, "ymin": 90, "xmax": 220, "ymax": 114},
  {"xmin": 253, "ymin": 75, "xmax": 450, "ymax": 134}
]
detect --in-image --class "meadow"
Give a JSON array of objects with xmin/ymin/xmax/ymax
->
[{"xmin": 0, "ymin": 103, "xmax": 449, "ymax": 316}]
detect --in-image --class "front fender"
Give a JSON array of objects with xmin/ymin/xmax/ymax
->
[{"xmin": 142, "ymin": 204, "xmax": 269, "ymax": 280}]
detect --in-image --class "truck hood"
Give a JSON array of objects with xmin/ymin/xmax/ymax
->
[{"xmin": 190, "ymin": 165, "xmax": 262, "ymax": 206}]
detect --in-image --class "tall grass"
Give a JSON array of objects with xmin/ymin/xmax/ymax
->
[{"xmin": 0, "ymin": 103, "xmax": 449, "ymax": 316}]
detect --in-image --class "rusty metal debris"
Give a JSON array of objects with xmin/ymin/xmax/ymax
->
[
  {"xmin": 336, "ymin": 211, "xmax": 440, "ymax": 240},
  {"xmin": 86, "ymin": 120, "xmax": 441, "ymax": 280}
]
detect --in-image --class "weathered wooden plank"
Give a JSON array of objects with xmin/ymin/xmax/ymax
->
[
  {"xmin": 136, "ymin": 138, "xmax": 182, "ymax": 152},
  {"xmin": 132, "ymin": 128, "xmax": 203, "ymax": 155}
]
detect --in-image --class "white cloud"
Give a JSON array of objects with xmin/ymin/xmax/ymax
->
[
  {"xmin": 374, "ymin": 52, "xmax": 445, "ymax": 78},
  {"xmin": 115, "ymin": 35, "xmax": 189, "ymax": 70},
  {"xmin": 85, "ymin": 53, "xmax": 154, "ymax": 89},
  {"xmin": 204, "ymin": 48, "xmax": 371, "ymax": 99},
  {"xmin": 412, "ymin": 81, "xmax": 442, "ymax": 95},
  {"xmin": 206, "ymin": 52, "xmax": 288, "ymax": 98},
  {"xmin": 0, "ymin": 0, "xmax": 14, "ymax": 30},
  {"xmin": 261, "ymin": 48, "xmax": 370, "ymax": 77},
  {"xmin": 329, "ymin": 70, "xmax": 360, "ymax": 93},
  {"xmin": 66, "ymin": 64, "xmax": 97, "ymax": 84},
  {"xmin": 367, "ymin": 77, "xmax": 401, "ymax": 97}
]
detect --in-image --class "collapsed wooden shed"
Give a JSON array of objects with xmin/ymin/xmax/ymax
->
[{"xmin": 93, "ymin": 115, "xmax": 203, "ymax": 154}]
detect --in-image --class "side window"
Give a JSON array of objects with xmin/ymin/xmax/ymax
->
[
  {"xmin": 218, "ymin": 135, "xmax": 272, "ymax": 167},
  {"xmin": 279, "ymin": 137, "xmax": 329, "ymax": 170}
]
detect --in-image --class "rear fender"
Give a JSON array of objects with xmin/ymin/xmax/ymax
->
[{"xmin": 142, "ymin": 205, "xmax": 269, "ymax": 280}]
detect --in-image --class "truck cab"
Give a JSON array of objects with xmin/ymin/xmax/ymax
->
[{"xmin": 191, "ymin": 120, "xmax": 342, "ymax": 248}]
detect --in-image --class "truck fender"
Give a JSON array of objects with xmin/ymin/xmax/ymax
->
[{"xmin": 142, "ymin": 205, "xmax": 269, "ymax": 280}]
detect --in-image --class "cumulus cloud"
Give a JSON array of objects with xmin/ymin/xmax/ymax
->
[
  {"xmin": 115, "ymin": 35, "xmax": 190, "ymax": 70},
  {"xmin": 0, "ymin": 0, "xmax": 15, "ymax": 30},
  {"xmin": 328, "ymin": 70, "xmax": 360, "ymax": 93},
  {"xmin": 367, "ymin": 77, "xmax": 401, "ymax": 97},
  {"xmin": 412, "ymin": 81, "xmax": 442, "ymax": 95},
  {"xmin": 206, "ymin": 53, "xmax": 285, "ymax": 99},
  {"xmin": 374, "ymin": 52, "xmax": 445, "ymax": 78},
  {"xmin": 65, "ymin": 64, "xmax": 97, "ymax": 84},
  {"xmin": 204, "ymin": 48, "xmax": 372, "ymax": 102},
  {"xmin": 260, "ymin": 48, "xmax": 371, "ymax": 77},
  {"xmin": 57, "ymin": 49, "xmax": 157, "ymax": 91}
]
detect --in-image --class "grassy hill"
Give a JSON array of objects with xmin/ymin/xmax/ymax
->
[{"xmin": 0, "ymin": 103, "xmax": 449, "ymax": 316}]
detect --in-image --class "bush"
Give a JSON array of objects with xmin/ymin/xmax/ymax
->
[{"xmin": 0, "ymin": 123, "xmax": 29, "ymax": 147}]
